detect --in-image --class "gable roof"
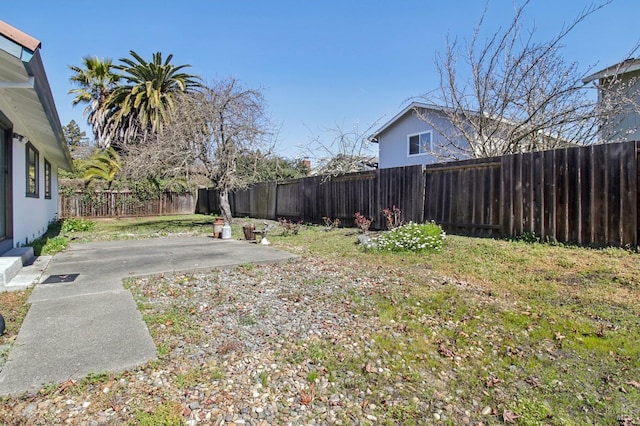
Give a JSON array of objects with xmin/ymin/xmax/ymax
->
[
  {"xmin": 0, "ymin": 20, "xmax": 72, "ymax": 170},
  {"xmin": 582, "ymin": 58, "xmax": 640, "ymax": 84},
  {"xmin": 369, "ymin": 102, "xmax": 447, "ymax": 142}
]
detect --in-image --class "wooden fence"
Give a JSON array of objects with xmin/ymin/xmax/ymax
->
[
  {"xmin": 59, "ymin": 191, "xmax": 196, "ymax": 218},
  {"xmin": 196, "ymin": 140, "xmax": 639, "ymax": 248},
  {"xmin": 197, "ymin": 166, "xmax": 425, "ymax": 228}
]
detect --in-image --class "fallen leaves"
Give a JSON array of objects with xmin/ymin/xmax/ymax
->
[
  {"xmin": 364, "ymin": 362, "xmax": 378, "ymax": 374},
  {"xmin": 486, "ymin": 376, "xmax": 503, "ymax": 388},
  {"xmin": 624, "ymin": 380, "xmax": 640, "ymax": 390},
  {"xmin": 300, "ymin": 383, "xmax": 315, "ymax": 406},
  {"xmin": 438, "ymin": 342, "xmax": 457, "ymax": 358},
  {"xmin": 502, "ymin": 409, "xmax": 520, "ymax": 424}
]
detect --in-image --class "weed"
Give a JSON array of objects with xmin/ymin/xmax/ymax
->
[
  {"xmin": 28, "ymin": 220, "xmax": 68, "ymax": 255},
  {"xmin": 61, "ymin": 218, "xmax": 95, "ymax": 233},
  {"xmin": 210, "ymin": 367, "xmax": 225, "ymax": 380},
  {"xmin": 515, "ymin": 231, "xmax": 540, "ymax": 244},
  {"xmin": 303, "ymin": 277, "xmax": 326, "ymax": 286},
  {"xmin": 83, "ymin": 371, "xmax": 110, "ymax": 385},
  {"xmin": 38, "ymin": 382, "xmax": 59, "ymax": 397},
  {"xmin": 307, "ymin": 342, "xmax": 326, "ymax": 363},
  {"xmin": 134, "ymin": 400, "xmax": 182, "ymax": 426},
  {"xmin": 258, "ymin": 371, "xmax": 269, "ymax": 387},
  {"xmin": 239, "ymin": 262, "xmax": 255, "ymax": 271},
  {"xmin": 239, "ymin": 314, "xmax": 257, "ymax": 326},
  {"xmin": 307, "ymin": 370, "xmax": 319, "ymax": 383},
  {"xmin": 174, "ymin": 368, "xmax": 200, "ymax": 389},
  {"xmin": 258, "ymin": 306, "xmax": 270, "ymax": 318}
]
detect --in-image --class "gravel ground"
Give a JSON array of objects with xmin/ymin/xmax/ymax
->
[{"xmin": 1, "ymin": 258, "xmax": 461, "ymax": 425}]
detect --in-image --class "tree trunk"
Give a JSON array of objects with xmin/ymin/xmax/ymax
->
[{"xmin": 219, "ymin": 189, "xmax": 233, "ymax": 224}]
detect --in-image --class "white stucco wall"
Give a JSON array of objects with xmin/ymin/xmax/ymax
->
[{"xmin": 11, "ymin": 137, "xmax": 60, "ymax": 247}]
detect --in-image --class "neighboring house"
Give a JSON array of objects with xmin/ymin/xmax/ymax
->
[
  {"xmin": 370, "ymin": 101, "xmax": 573, "ymax": 169},
  {"xmin": 582, "ymin": 58, "xmax": 640, "ymax": 143},
  {"xmin": 0, "ymin": 20, "xmax": 73, "ymax": 255},
  {"xmin": 369, "ymin": 102, "xmax": 468, "ymax": 169}
]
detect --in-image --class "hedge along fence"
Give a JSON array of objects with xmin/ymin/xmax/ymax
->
[
  {"xmin": 197, "ymin": 140, "xmax": 639, "ymax": 248},
  {"xmin": 59, "ymin": 190, "xmax": 196, "ymax": 218}
]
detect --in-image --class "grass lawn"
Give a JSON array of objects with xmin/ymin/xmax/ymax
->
[
  {"xmin": 272, "ymin": 225, "xmax": 640, "ymax": 424},
  {"xmin": 2, "ymin": 214, "xmax": 639, "ymax": 424}
]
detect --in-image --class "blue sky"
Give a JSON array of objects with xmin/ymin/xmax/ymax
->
[{"xmin": 3, "ymin": 1, "xmax": 638, "ymax": 159}]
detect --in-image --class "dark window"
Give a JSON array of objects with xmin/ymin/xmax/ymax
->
[
  {"xmin": 408, "ymin": 132, "xmax": 432, "ymax": 156},
  {"xmin": 44, "ymin": 159, "xmax": 51, "ymax": 199},
  {"xmin": 26, "ymin": 142, "xmax": 39, "ymax": 197}
]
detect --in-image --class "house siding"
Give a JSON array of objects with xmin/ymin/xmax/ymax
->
[
  {"xmin": 11, "ymin": 136, "xmax": 59, "ymax": 247},
  {"xmin": 600, "ymin": 69, "xmax": 640, "ymax": 143},
  {"xmin": 377, "ymin": 108, "xmax": 468, "ymax": 169}
]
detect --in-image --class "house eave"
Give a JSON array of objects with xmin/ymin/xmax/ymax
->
[
  {"xmin": 582, "ymin": 58, "xmax": 640, "ymax": 84},
  {"xmin": 368, "ymin": 101, "xmax": 444, "ymax": 142},
  {"xmin": 0, "ymin": 22, "xmax": 72, "ymax": 171}
]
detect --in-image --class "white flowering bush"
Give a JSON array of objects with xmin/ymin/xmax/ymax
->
[{"xmin": 365, "ymin": 221, "xmax": 445, "ymax": 253}]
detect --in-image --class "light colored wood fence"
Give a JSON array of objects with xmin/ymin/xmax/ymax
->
[{"xmin": 59, "ymin": 191, "xmax": 195, "ymax": 218}]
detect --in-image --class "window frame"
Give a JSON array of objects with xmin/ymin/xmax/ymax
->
[
  {"xmin": 407, "ymin": 131, "xmax": 433, "ymax": 156},
  {"xmin": 44, "ymin": 159, "xmax": 51, "ymax": 199},
  {"xmin": 25, "ymin": 142, "xmax": 39, "ymax": 198}
]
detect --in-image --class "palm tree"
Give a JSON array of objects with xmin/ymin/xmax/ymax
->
[
  {"xmin": 69, "ymin": 57, "xmax": 120, "ymax": 149},
  {"xmin": 82, "ymin": 148, "xmax": 122, "ymax": 188},
  {"xmin": 107, "ymin": 50, "xmax": 201, "ymax": 146}
]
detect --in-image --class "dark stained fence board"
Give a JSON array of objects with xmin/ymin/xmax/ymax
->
[
  {"xmin": 532, "ymin": 151, "xmax": 544, "ymax": 238},
  {"xmin": 521, "ymin": 152, "xmax": 531, "ymax": 235},
  {"xmin": 555, "ymin": 149, "xmax": 568, "ymax": 243},
  {"xmin": 252, "ymin": 182, "xmax": 277, "ymax": 220},
  {"xmin": 424, "ymin": 159, "xmax": 501, "ymax": 237},
  {"xmin": 637, "ymin": 142, "xmax": 640, "ymax": 246},
  {"xmin": 501, "ymin": 155, "xmax": 513, "ymax": 236},
  {"xmin": 275, "ymin": 180, "xmax": 300, "ymax": 219},
  {"xmin": 378, "ymin": 165, "xmax": 424, "ymax": 228},
  {"xmin": 329, "ymin": 171, "xmax": 376, "ymax": 225},
  {"xmin": 233, "ymin": 190, "xmax": 251, "ymax": 218},
  {"xmin": 606, "ymin": 143, "xmax": 622, "ymax": 246},
  {"xmin": 592, "ymin": 144, "xmax": 608, "ymax": 246},
  {"xmin": 567, "ymin": 147, "xmax": 582, "ymax": 244},
  {"xmin": 579, "ymin": 147, "xmax": 593, "ymax": 245},
  {"xmin": 621, "ymin": 142, "xmax": 637, "ymax": 246}
]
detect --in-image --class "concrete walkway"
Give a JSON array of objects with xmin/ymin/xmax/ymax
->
[{"xmin": 0, "ymin": 236, "xmax": 298, "ymax": 396}]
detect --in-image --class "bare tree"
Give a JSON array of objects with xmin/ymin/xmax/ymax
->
[
  {"xmin": 164, "ymin": 78, "xmax": 272, "ymax": 223},
  {"xmin": 419, "ymin": 0, "xmax": 624, "ymax": 159},
  {"xmin": 117, "ymin": 130, "xmax": 198, "ymax": 189},
  {"xmin": 303, "ymin": 121, "xmax": 379, "ymax": 178}
]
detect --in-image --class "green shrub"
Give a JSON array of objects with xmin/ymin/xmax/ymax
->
[
  {"xmin": 61, "ymin": 218, "xmax": 95, "ymax": 233},
  {"xmin": 366, "ymin": 221, "xmax": 445, "ymax": 253}
]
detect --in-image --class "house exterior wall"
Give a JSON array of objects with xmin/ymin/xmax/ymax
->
[
  {"xmin": 600, "ymin": 69, "xmax": 640, "ymax": 142},
  {"xmin": 377, "ymin": 108, "xmax": 467, "ymax": 169},
  {"xmin": 11, "ymin": 136, "xmax": 59, "ymax": 247}
]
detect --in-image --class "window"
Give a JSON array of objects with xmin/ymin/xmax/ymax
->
[
  {"xmin": 26, "ymin": 142, "xmax": 39, "ymax": 197},
  {"xmin": 44, "ymin": 159, "xmax": 51, "ymax": 199},
  {"xmin": 408, "ymin": 131, "xmax": 432, "ymax": 156}
]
